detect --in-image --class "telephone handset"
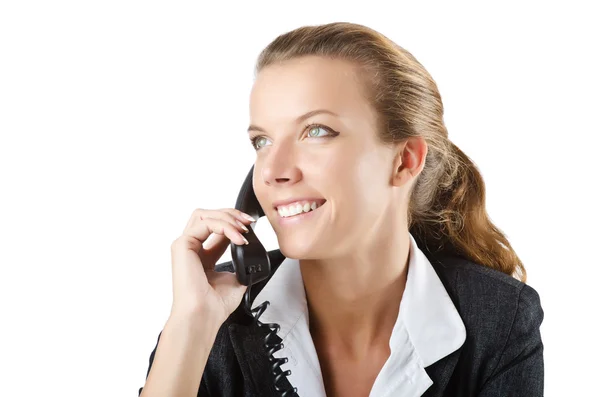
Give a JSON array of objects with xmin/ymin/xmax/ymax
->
[
  {"xmin": 230, "ymin": 165, "xmax": 298, "ymax": 397},
  {"xmin": 230, "ymin": 165, "xmax": 271, "ymax": 286}
]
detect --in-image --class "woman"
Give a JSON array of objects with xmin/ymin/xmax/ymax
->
[{"xmin": 138, "ymin": 22, "xmax": 544, "ymax": 397}]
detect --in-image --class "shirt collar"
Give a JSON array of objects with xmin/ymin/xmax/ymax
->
[
  {"xmin": 252, "ymin": 232, "xmax": 466, "ymax": 368},
  {"xmin": 399, "ymin": 233, "xmax": 466, "ymax": 366}
]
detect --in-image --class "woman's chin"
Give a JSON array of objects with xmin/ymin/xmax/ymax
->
[{"xmin": 277, "ymin": 237, "xmax": 321, "ymax": 260}]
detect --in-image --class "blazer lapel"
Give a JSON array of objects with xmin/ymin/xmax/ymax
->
[
  {"xmin": 420, "ymin": 249, "xmax": 467, "ymax": 396},
  {"xmin": 228, "ymin": 321, "xmax": 297, "ymax": 396},
  {"xmin": 222, "ymin": 249, "xmax": 293, "ymax": 396},
  {"xmin": 422, "ymin": 348, "xmax": 462, "ymax": 396},
  {"xmin": 228, "ymin": 323, "xmax": 274, "ymax": 396}
]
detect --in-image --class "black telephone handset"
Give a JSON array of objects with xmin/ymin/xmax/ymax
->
[
  {"xmin": 230, "ymin": 165, "xmax": 271, "ymax": 286},
  {"xmin": 230, "ymin": 165, "xmax": 298, "ymax": 397}
]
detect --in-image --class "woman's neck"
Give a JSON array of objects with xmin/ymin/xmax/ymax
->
[{"xmin": 299, "ymin": 230, "xmax": 411, "ymax": 360}]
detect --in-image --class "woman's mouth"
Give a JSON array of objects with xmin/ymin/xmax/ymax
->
[
  {"xmin": 273, "ymin": 199, "xmax": 327, "ymax": 226},
  {"xmin": 276, "ymin": 199, "xmax": 326, "ymax": 218}
]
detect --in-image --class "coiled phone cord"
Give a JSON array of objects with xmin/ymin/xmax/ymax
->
[{"xmin": 243, "ymin": 283, "xmax": 298, "ymax": 397}]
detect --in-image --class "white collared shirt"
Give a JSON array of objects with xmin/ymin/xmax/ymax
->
[{"xmin": 252, "ymin": 233, "xmax": 466, "ymax": 397}]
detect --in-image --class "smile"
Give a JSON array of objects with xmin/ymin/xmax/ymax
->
[{"xmin": 276, "ymin": 199, "xmax": 326, "ymax": 219}]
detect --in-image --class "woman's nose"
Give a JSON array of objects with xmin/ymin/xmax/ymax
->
[{"xmin": 260, "ymin": 146, "xmax": 302, "ymax": 187}]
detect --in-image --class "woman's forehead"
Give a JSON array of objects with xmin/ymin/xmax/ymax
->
[{"xmin": 249, "ymin": 57, "xmax": 372, "ymax": 124}]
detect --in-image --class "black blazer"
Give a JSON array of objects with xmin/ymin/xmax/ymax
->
[{"xmin": 139, "ymin": 249, "xmax": 544, "ymax": 396}]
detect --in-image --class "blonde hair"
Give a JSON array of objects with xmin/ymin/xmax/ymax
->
[{"xmin": 256, "ymin": 22, "xmax": 526, "ymax": 282}]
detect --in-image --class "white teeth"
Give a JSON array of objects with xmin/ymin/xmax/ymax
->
[{"xmin": 277, "ymin": 201, "xmax": 322, "ymax": 218}]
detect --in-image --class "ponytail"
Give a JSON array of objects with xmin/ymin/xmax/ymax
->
[{"xmin": 409, "ymin": 141, "xmax": 526, "ymax": 282}]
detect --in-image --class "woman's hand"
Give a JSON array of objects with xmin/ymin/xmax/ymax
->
[{"xmin": 168, "ymin": 208, "xmax": 256, "ymax": 323}]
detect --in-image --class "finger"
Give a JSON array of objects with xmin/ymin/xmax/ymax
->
[
  {"xmin": 202, "ymin": 233, "xmax": 232, "ymax": 264},
  {"xmin": 185, "ymin": 218, "xmax": 248, "ymax": 249},
  {"xmin": 203, "ymin": 232, "xmax": 229, "ymax": 251},
  {"xmin": 185, "ymin": 208, "xmax": 251, "ymax": 235},
  {"xmin": 203, "ymin": 210, "xmax": 251, "ymax": 233},
  {"xmin": 218, "ymin": 208, "xmax": 257, "ymax": 224},
  {"xmin": 172, "ymin": 219, "xmax": 248, "ymax": 273}
]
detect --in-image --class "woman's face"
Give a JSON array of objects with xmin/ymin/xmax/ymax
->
[{"xmin": 249, "ymin": 56, "xmax": 403, "ymax": 260}]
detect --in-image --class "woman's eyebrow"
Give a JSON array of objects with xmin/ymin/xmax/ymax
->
[{"xmin": 247, "ymin": 109, "xmax": 339, "ymax": 133}]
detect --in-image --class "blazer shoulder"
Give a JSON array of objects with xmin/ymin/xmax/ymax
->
[
  {"xmin": 434, "ymin": 252, "xmax": 543, "ymax": 327},
  {"xmin": 424, "ymin": 251, "xmax": 538, "ymax": 304},
  {"xmin": 424, "ymin": 251, "xmax": 544, "ymax": 393},
  {"xmin": 424, "ymin": 250, "xmax": 544, "ymax": 346}
]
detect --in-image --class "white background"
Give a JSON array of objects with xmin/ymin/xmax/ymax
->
[{"xmin": 1, "ymin": 1, "xmax": 598, "ymax": 396}]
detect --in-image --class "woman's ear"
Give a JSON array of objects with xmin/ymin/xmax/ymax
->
[{"xmin": 392, "ymin": 137, "xmax": 428, "ymax": 187}]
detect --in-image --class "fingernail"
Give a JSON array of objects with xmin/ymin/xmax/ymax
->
[
  {"xmin": 242, "ymin": 213, "xmax": 256, "ymax": 222},
  {"xmin": 236, "ymin": 220, "xmax": 249, "ymax": 232},
  {"xmin": 242, "ymin": 236, "xmax": 249, "ymax": 245}
]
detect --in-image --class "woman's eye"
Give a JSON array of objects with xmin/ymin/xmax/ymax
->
[
  {"xmin": 252, "ymin": 136, "xmax": 271, "ymax": 150},
  {"xmin": 251, "ymin": 125, "xmax": 333, "ymax": 151},
  {"xmin": 307, "ymin": 126, "xmax": 329, "ymax": 137}
]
